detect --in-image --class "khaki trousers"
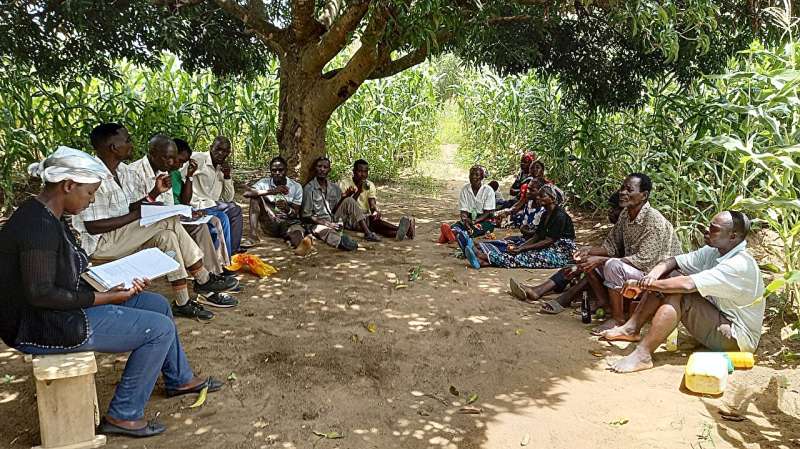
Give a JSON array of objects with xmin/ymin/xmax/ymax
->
[
  {"xmin": 92, "ymin": 217, "xmax": 203, "ymax": 281},
  {"xmin": 184, "ymin": 216, "xmax": 230, "ymax": 274}
]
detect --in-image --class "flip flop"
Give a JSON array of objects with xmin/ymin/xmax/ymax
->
[
  {"xmin": 464, "ymin": 245, "xmax": 481, "ymax": 269},
  {"xmin": 539, "ymin": 300, "xmax": 565, "ymax": 315},
  {"xmin": 97, "ymin": 418, "xmax": 166, "ymax": 438},
  {"xmin": 509, "ymin": 278, "xmax": 528, "ymax": 302}
]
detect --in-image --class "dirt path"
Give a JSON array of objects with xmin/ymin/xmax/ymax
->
[{"xmin": 1, "ymin": 151, "xmax": 799, "ymax": 449}]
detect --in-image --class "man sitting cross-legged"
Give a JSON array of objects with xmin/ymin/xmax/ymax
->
[
  {"xmin": 602, "ymin": 211, "xmax": 765, "ymax": 373},
  {"xmin": 128, "ymin": 134, "xmax": 238, "ymax": 308},
  {"xmin": 72, "ymin": 123, "xmax": 237, "ymax": 321},
  {"xmin": 573, "ymin": 173, "xmax": 682, "ymax": 333},
  {"xmin": 338, "ymin": 159, "xmax": 415, "ymax": 240},
  {"xmin": 245, "ymin": 156, "xmax": 314, "ymax": 256}
]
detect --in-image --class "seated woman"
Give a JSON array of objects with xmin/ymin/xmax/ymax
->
[
  {"xmin": 0, "ymin": 147, "xmax": 223, "ymax": 438},
  {"xmin": 499, "ymin": 159, "xmax": 552, "ymax": 228},
  {"xmin": 497, "ymin": 152, "xmax": 535, "ymax": 209},
  {"xmin": 463, "ymin": 184, "xmax": 575, "ymax": 270},
  {"xmin": 509, "ymin": 192, "xmax": 623, "ymax": 313}
]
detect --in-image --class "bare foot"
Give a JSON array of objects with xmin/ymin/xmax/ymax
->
[
  {"xmin": 590, "ymin": 319, "xmax": 621, "ymax": 335},
  {"xmin": 609, "ymin": 348, "xmax": 654, "ymax": 373},
  {"xmin": 600, "ymin": 324, "xmax": 641, "ymax": 342}
]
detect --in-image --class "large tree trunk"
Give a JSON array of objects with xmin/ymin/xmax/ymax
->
[{"xmin": 276, "ymin": 60, "xmax": 337, "ymax": 183}]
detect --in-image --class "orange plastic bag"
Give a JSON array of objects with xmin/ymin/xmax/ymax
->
[{"xmin": 225, "ymin": 253, "xmax": 277, "ymax": 278}]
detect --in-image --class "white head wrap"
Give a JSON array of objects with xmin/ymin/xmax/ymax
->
[{"xmin": 28, "ymin": 146, "xmax": 111, "ymax": 184}]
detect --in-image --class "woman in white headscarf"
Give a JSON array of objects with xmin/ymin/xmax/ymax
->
[{"xmin": 0, "ymin": 147, "xmax": 222, "ymax": 438}]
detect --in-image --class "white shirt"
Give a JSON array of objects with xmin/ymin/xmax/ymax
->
[
  {"xmin": 127, "ymin": 156, "xmax": 174, "ymax": 205},
  {"xmin": 676, "ymin": 240, "xmax": 765, "ymax": 352},
  {"xmin": 189, "ymin": 152, "xmax": 234, "ymax": 209},
  {"xmin": 251, "ymin": 177, "xmax": 303, "ymax": 205},
  {"xmin": 458, "ymin": 183, "xmax": 496, "ymax": 218},
  {"xmin": 72, "ymin": 161, "xmax": 138, "ymax": 255}
]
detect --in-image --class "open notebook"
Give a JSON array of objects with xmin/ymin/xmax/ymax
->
[{"xmin": 81, "ymin": 248, "xmax": 180, "ymax": 292}]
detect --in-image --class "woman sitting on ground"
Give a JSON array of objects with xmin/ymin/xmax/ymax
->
[
  {"xmin": 463, "ymin": 184, "xmax": 575, "ymax": 269},
  {"xmin": 439, "ymin": 165, "xmax": 496, "ymax": 243},
  {"xmin": 0, "ymin": 147, "xmax": 223, "ymax": 438},
  {"xmin": 498, "ymin": 159, "xmax": 552, "ymax": 228},
  {"xmin": 509, "ymin": 192, "xmax": 623, "ymax": 313}
]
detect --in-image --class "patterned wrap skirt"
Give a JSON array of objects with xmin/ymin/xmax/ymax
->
[{"xmin": 480, "ymin": 238, "xmax": 576, "ymax": 269}]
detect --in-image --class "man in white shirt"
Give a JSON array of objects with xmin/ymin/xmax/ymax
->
[
  {"xmin": 73, "ymin": 123, "xmax": 238, "ymax": 321},
  {"xmin": 601, "ymin": 211, "xmax": 765, "ymax": 373},
  {"xmin": 189, "ymin": 136, "xmax": 246, "ymax": 254},
  {"xmin": 244, "ymin": 156, "xmax": 313, "ymax": 256},
  {"xmin": 128, "ymin": 134, "xmax": 238, "ymax": 308},
  {"xmin": 439, "ymin": 165, "xmax": 496, "ymax": 243}
]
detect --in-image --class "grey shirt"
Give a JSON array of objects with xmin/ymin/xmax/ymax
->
[{"xmin": 301, "ymin": 177, "xmax": 342, "ymax": 222}]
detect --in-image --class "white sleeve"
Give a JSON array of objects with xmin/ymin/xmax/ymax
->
[
  {"xmin": 457, "ymin": 186, "xmax": 470, "ymax": 212},
  {"xmin": 289, "ymin": 183, "xmax": 303, "ymax": 205},
  {"xmin": 483, "ymin": 188, "xmax": 496, "ymax": 211},
  {"xmin": 676, "ymin": 246, "xmax": 714, "ymax": 275}
]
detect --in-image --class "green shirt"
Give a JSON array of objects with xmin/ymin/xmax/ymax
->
[{"xmin": 170, "ymin": 170, "xmax": 183, "ymax": 205}]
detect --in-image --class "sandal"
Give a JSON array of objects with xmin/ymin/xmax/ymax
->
[
  {"xmin": 539, "ymin": 299, "xmax": 565, "ymax": 315},
  {"xmin": 165, "ymin": 376, "xmax": 224, "ymax": 398},
  {"xmin": 97, "ymin": 418, "xmax": 166, "ymax": 438},
  {"xmin": 509, "ymin": 278, "xmax": 530, "ymax": 302}
]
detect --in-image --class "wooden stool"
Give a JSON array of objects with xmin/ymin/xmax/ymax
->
[{"xmin": 30, "ymin": 352, "xmax": 106, "ymax": 449}]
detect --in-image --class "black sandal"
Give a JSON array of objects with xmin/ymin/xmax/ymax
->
[
  {"xmin": 97, "ymin": 417, "xmax": 166, "ymax": 438},
  {"xmin": 165, "ymin": 376, "xmax": 224, "ymax": 398}
]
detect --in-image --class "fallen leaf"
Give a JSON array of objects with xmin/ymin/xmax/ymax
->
[
  {"xmin": 366, "ymin": 323, "xmax": 377, "ymax": 333},
  {"xmin": 350, "ymin": 334, "xmax": 361, "ymax": 343},
  {"xmin": 395, "ymin": 284, "xmax": 408, "ymax": 289},
  {"xmin": 466, "ymin": 392, "xmax": 479, "ymax": 404},
  {"xmin": 514, "ymin": 329, "xmax": 523, "ymax": 336},
  {"xmin": 520, "ymin": 433, "xmax": 531, "ymax": 446},
  {"xmin": 449, "ymin": 385, "xmax": 460, "ymax": 396},
  {"xmin": 313, "ymin": 430, "xmax": 344, "ymax": 439},
  {"xmin": 457, "ymin": 406, "xmax": 482, "ymax": 414},
  {"xmin": 188, "ymin": 385, "xmax": 209, "ymax": 408},
  {"xmin": 304, "ymin": 353, "xmax": 316, "ymax": 358},
  {"xmin": 227, "ymin": 372, "xmax": 237, "ymax": 382},
  {"xmin": 589, "ymin": 350, "xmax": 605, "ymax": 358},
  {"xmin": 608, "ymin": 418, "xmax": 629, "ymax": 426}
]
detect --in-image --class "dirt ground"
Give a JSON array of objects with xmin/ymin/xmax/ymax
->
[{"xmin": 1, "ymin": 146, "xmax": 799, "ymax": 449}]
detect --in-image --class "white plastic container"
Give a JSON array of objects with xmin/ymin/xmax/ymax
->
[{"xmin": 685, "ymin": 352, "xmax": 730, "ymax": 395}]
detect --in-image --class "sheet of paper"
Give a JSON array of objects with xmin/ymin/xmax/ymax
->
[
  {"xmin": 85, "ymin": 248, "xmax": 180, "ymax": 290},
  {"xmin": 140, "ymin": 204, "xmax": 192, "ymax": 227},
  {"xmin": 181, "ymin": 215, "xmax": 213, "ymax": 225}
]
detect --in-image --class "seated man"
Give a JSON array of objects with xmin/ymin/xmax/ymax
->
[
  {"xmin": 338, "ymin": 159, "xmax": 415, "ymax": 240},
  {"xmin": 439, "ymin": 165, "xmax": 496, "ymax": 243},
  {"xmin": 128, "ymin": 134, "xmax": 237, "ymax": 308},
  {"xmin": 602, "ymin": 211, "xmax": 764, "ymax": 373},
  {"xmin": 189, "ymin": 136, "xmax": 248, "ymax": 254},
  {"xmin": 301, "ymin": 157, "xmax": 377, "ymax": 250},
  {"xmin": 171, "ymin": 138, "xmax": 231, "ymax": 268},
  {"xmin": 574, "ymin": 173, "xmax": 682, "ymax": 333},
  {"xmin": 245, "ymin": 156, "xmax": 314, "ymax": 256},
  {"xmin": 73, "ymin": 123, "xmax": 237, "ymax": 321}
]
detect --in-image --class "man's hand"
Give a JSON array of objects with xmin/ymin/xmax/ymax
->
[
  {"xmin": 191, "ymin": 210, "xmax": 206, "ymax": 219},
  {"xmin": 371, "ymin": 209, "xmax": 381, "ymax": 220},
  {"xmin": 622, "ymin": 279, "xmax": 643, "ymax": 298},
  {"xmin": 186, "ymin": 159, "xmax": 198, "ymax": 177},
  {"xmin": 638, "ymin": 273, "xmax": 658, "ymax": 290},
  {"xmin": 324, "ymin": 221, "xmax": 343, "ymax": 231},
  {"xmin": 150, "ymin": 174, "xmax": 172, "ymax": 197},
  {"xmin": 221, "ymin": 162, "xmax": 232, "ymax": 179},
  {"xmin": 273, "ymin": 185, "xmax": 290, "ymax": 195},
  {"xmin": 573, "ymin": 246, "xmax": 592, "ymax": 260},
  {"xmin": 577, "ymin": 255, "xmax": 605, "ymax": 272}
]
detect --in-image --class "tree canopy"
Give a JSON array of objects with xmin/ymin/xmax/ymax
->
[{"xmin": 1, "ymin": 1, "xmax": 764, "ymax": 109}]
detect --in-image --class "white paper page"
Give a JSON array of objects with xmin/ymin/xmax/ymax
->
[
  {"xmin": 140, "ymin": 204, "xmax": 192, "ymax": 226},
  {"xmin": 87, "ymin": 248, "xmax": 180, "ymax": 289},
  {"xmin": 181, "ymin": 215, "xmax": 213, "ymax": 225}
]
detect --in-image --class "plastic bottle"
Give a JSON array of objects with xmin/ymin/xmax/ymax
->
[
  {"xmin": 724, "ymin": 352, "xmax": 755, "ymax": 369},
  {"xmin": 665, "ymin": 328, "xmax": 678, "ymax": 352},
  {"xmin": 580, "ymin": 292, "xmax": 592, "ymax": 324}
]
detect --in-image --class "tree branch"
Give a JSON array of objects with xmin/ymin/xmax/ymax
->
[
  {"xmin": 291, "ymin": 0, "xmax": 319, "ymax": 39},
  {"xmin": 212, "ymin": 0, "xmax": 287, "ymax": 55},
  {"xmin": 488, "ymin": 15, "xmax": 536, "ymax": 25},
  {"xmin": 307, "ymin": 0, "xmax": 371, "ymax": 71}
]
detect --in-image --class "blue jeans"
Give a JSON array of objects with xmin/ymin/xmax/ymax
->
[
  {"xmin": 204, "ymin": 202, "xmax": 243, "ymax": 253},
  {"xmin": 16, "ymin": 292, "xmax": 193, "ymax": 421}
]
